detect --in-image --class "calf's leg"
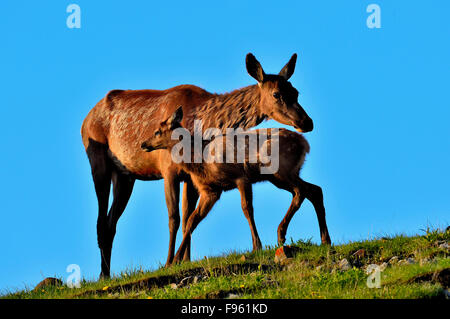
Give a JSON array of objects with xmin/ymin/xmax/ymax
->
[
  {"xmin": 237, "ymin": 179, "xmax": 262, "ymax": 251},
  {"xmin": 173, "ymin": 191, "xmax": 221, "ymax": 263},
  {"xmin": 276, "ymin": 179, "xmax": 306, "ymax": 246},
  {"xmin": 300, "ymin": 180, "xmax": 331, "ymax": 245}
]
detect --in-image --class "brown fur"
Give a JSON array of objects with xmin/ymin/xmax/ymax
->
[
  {"xmin": 141, "ymin": 109, "xmax": 331, "ymax": 262},
  {"xmin": 81, "ymin": 53, "xmax": 314, "ymax": 276}
]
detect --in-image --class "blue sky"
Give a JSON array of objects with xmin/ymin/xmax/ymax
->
[{"xmin": 0, "ymin": 1, "xmax": 448, "ymax": 291}]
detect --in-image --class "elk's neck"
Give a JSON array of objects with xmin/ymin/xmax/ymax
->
[{"xmin": 185, "ymin": 85, "xmax": 266, "ymax": 133}]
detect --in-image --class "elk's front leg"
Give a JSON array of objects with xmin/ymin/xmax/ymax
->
[
  {"xmin": 181, "ymin": 178, "xmax": 199, "ymax": 261},
  {"xmin": 164, "ymin": 171, "xmax": 180, "ymax": 266}
]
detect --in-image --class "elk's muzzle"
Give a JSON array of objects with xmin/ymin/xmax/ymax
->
[{"xmin": 297, "ymin": 117, "xmax": 313, "ymax": 133}]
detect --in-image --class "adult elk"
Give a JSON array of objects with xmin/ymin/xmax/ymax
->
[
  {"xmin": 141, "ymin": 107, "xmax": 331, "ymax": 263},
  {"xmin": 81, "ymin": 53, "xmax": 313, "ymax": 278}
]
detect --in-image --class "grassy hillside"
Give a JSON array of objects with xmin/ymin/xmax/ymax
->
[{"xmin": 3, "ymin": 228, "xmax": 449, "ymax": 299}]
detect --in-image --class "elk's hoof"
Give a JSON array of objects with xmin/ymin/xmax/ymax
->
[
  {"xmin": 278, "ymin": 237, "xmax": 286, "ymax": 246},
  {"xmin": 99, "ymin": 272, "xmax": 110, "ymax": 280}
]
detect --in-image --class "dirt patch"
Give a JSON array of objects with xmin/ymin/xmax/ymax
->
[
  {"xmin": 77, "ymin": 263, "xmax": 274, "ymax": 297},
  {"xmin": 408, "ymin": 268, "xmax": 450, "ymax": 288},
  {"xmin": 196, "ymin": 279, "xmax": 278, "ymax": 299}
]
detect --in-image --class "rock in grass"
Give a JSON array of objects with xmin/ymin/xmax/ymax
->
[
  {"xmin": 365, "ymin": 263, "xmax": 388, "ymax": 274},
  {"xmin": 338, "ymin": 258, "xmax": 352, "ymax": 271},
  {"xmin": 178, "ymin": 276, "xmax": 200, "ymax": 288},
  {"xmin": 439, "ymin": 242, "xmax": 449, "ymax": 250},
  {"xmin": 33, "ymin": 277, "xmax": 63, "ymax": 291},
  {"xmin": 169, "ymin": 283, "xmax": 178, "ymax": 290},
  {"xmin": 379, "ymin": 262, "xmax": 388, "ymax": 272},
  {"xmin": 388, "ymin": 256, "xmax": 399, "ymax": 265},
  {"xmin": 398, "ymin": 258, "xmax": 415, "ymax": 266}
]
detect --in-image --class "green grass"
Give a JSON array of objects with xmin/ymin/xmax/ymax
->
[{"xmin": 2, "ymin": 228, "xmax": 449, "ymax": 299}]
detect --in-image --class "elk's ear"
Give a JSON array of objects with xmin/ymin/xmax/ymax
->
[
  {"xmin": 167, "ymin": 106, "xmax": 183, "ymax": 128},
  {"xmin": 246, "ymin": 53, "xmax": 265, "ymax": 83},
  {"xmin": 278, "ymin": 53, "xmax": 297, "ymax": 80}
]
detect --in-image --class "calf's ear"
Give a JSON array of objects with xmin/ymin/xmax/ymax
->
[{"xmin": 168, "ymin": 106, "xmax": 183, "ymax": 128}]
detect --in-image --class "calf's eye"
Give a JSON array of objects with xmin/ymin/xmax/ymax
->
[{"xmin": 273, "ymin": 92, "xmax": 280, "ymax": 99}]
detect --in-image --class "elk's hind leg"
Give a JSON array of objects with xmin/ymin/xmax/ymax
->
[
  {"xmin": 237, "ymin": 179, "xmax": 262, "ymax": 251},
  {"xmin": 86, "ymin": 139, "xmax": 112, "ymax": 279},
  {"xmin": 300, "ymin": 180, "xmax": 331, "ymax": 245},
  {"xmin": 101, "ymin": 170, "xmax": 135, "ymax": 277},
  {"xmin": 271, "ymin": 177, "xmax": 306, "ymax": 246}
]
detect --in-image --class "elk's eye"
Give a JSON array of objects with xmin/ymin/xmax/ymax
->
[
  {"xmin": 273, "ymin": 92, "xmax": 281, "ymax": 99},
  {"xmin": 155, "ymin": 130, "xmax": 161, "ymax": 137}
]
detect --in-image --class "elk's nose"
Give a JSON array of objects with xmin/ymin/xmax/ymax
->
[{"xmin": 302, "ymin": 117, "xmax": 314, "ymax": 133}]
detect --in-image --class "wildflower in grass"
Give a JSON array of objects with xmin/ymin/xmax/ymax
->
[
  {"xmin": 102, "ymin": 286, "xmax": 109, "ymax": 291},
  {"xmin": 147, "ymin": 296, "xmax": 153, "ymax": 299},
  {"xmin": 240, "ymin": 284, "xmax": 245, "ymax": 288}
]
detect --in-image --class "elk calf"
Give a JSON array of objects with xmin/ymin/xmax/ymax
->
[{"xmin": 141, "ymin": 107, "xmax": 331, "ymax": 263}]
